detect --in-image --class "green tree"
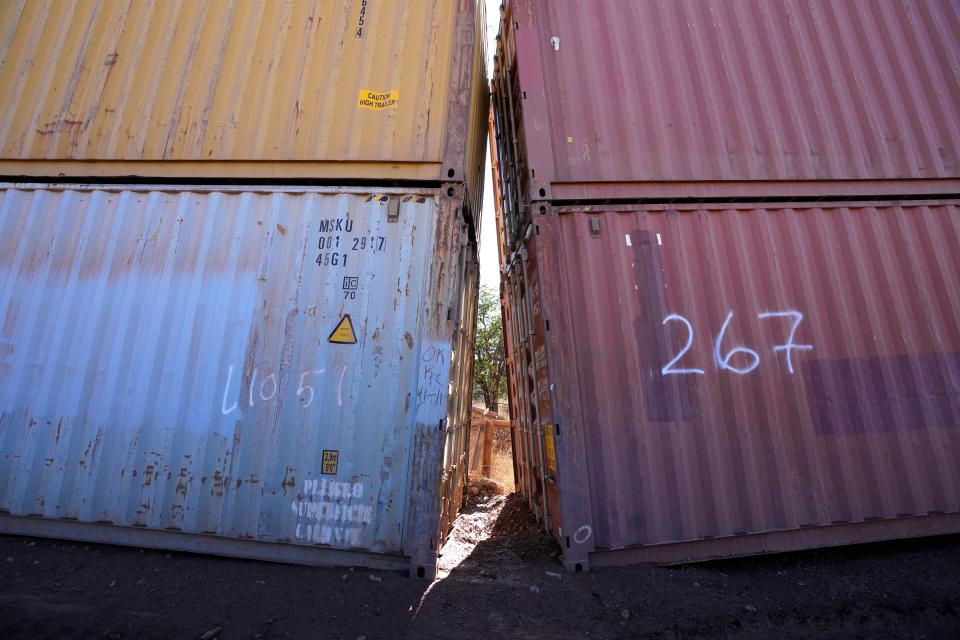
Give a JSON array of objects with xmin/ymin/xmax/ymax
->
[{"xmin": 474, "ymin": 285, "xmax": 505, "ymax": 412}]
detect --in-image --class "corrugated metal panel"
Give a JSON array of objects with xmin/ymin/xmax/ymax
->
[
  {"xmin": 0, "ymin": 183, "xmax": 473, "ymax": 572},
  {"xmin": 461, "ymin": 0, "xmax": 490, "ymax": 234},
  {"xmin": 0, "ymin": 0, "xmax": 486, "ymax": 184},
  {"xmin": 512, "ymin": 200, "xmax": 960, "ymax": 565},
  {"xmin": 494, "ymin": 0, "xmax": 960, "ymax": 200},
  {"xmin": 488, "ymin": 108, "xmax": 507, "ymax": 271}
]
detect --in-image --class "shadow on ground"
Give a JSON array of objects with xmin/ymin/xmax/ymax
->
[
  {"xmin": 1, "ymin": 493, "xmax": 959, "ymax": 639},
  {"xmin": 422, "ymin": 493, "xmax": 960, "ymax": 640}
]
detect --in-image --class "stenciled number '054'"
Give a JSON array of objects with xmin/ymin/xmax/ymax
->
[{"xmin": 661, "ymin": 310, "xmax": 813, "ymax": 376}]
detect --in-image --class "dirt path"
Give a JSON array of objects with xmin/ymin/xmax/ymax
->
[{"xmin": 1, "ymin": 492, "xmax": 958, "ymax": 639}]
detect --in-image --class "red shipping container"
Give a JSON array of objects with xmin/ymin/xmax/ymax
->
[
  {"xmin": 502, "ymin": 200, "xmax": 960, "ymax": 569},
  {"xmin": 493, "ymin": 0, "xmax": 960, "ymax": 204}
]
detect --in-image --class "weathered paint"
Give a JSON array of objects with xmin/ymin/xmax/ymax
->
[
  {"xmin": 0, "ymin": 0, "xmax": 489, "ymax": 202},
  {"xmin": 0, "ymin": 183, "xmax": 477, "ymax": 575},
  {"xmin": 493, "ymin": 0, "xmax": 960, "ymax": 204},
  {"xmin": 505, "ymin": 201, "xmax": 960, "ymax": 568}
]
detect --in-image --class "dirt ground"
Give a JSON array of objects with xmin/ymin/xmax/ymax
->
[
  {"xmin": 468, "ymin": 416, "xmax": 515, "ymax": 490},
  {"xmin": 1, "ymin": 489, "xmax": 959, "ymax": 639}
]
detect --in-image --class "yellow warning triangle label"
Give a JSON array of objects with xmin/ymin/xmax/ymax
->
[{"xmin": 328, "ymin": 314, "xmax": 357, "ymax": 344}]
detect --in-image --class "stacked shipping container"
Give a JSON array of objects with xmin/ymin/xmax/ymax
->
[
  {"xmin": 0, "ymin": 0, "xmax": 489, "ymax": 578},
  {"xmin": 491, "ymin": 0, "xmax": 960, "ymax": 569}
]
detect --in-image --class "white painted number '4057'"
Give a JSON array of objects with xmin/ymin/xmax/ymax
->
[{"xmin": 661, "ymin": 310, "xmax": 813, "ymax": 376}]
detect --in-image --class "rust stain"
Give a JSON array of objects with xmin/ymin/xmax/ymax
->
[
  {"xmin": 34, "ymin": 119, "xmax": 86, "ymax": 136},
  {"xmin": 404, "ymin": 332, "xmax": 414, "ymax": 349},
  {"xmin": 211, "ymin": 469, "xmax": 227, "ymax": 497},
  {"xmin": 175, "ymin": 468, "xmax": 189, "ymax": 496},
  {"xmin": 281, "ymin": 466, "xmax": 296, "ymax": 495}
]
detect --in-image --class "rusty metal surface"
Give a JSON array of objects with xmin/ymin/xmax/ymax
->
[
  {"xmin": 0, "ymin": 0, "xmax": 487, "ymax": 193},
  {"xmin": 509, "ymin": 200, "xmax": 960, "ymax": 566},
  {"xmin": 0, "ymin": 183, "xmax": 476, "ymax": 574},
  {"xmin": 458, "ymin": 0, "xmax": 491, "ymax": 236},
  {"xmin": 494, "ymin": 0, "xmax": 960, "ymax": 201},
  {"xmin": 589, "ymin": 512, "xmax": 960, "ymax": 567},
  {"xmin": 402, "ymin": 181, "xmax": 479, "ymax": 575},
  {"xmin": 488, "ymin": 108, "xmax": 508, "ymax": 272}
]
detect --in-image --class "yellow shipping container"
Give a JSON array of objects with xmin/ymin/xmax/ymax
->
[{"xmin": 0, "ymin": 0, "xmax": 488, "ymax": 192}]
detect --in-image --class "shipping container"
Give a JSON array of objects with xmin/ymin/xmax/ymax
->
[
  {"xmin": 492, "ymin": 0, "xmax": 960, "ymax": 241},
  {"xmin": 502, "ymin": 200, "xmax": 960, "ymax": 569},
  {"xmin": 0, "ymin": 0, "xmax": 489, "ymax": 215},
  {"xmin": 0, "ymin": 182, "xmax": 479, "ymax": 578}
]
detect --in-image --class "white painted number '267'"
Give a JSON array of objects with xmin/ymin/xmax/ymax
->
[{"xmin": 661, "ymin": 310, "xmax": 813, "ymax": 376}]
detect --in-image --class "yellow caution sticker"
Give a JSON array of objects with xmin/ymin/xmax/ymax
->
[
  {"xmin": 322, "ymin": 450, "xmax": 339, "ymax": 475},
  {"xmin": 357, "ymin": 89, "xmax": 399, "ymax": 110},
  {"xmin": 544, "ymin": 424, "xmax": 557, "ymax": 471},
  {"xmin": 328, "ymin": 314, "xmax": 357, "ymax": 344}
]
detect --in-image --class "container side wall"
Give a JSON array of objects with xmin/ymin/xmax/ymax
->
[
  {"xmin": 440, "ymin": 251, "xmax": 479, "ymax": 540},
  {"xmin": 402, "ymin": 185, "xmax": 478, "ymax": 578},
  {"xmin": 462, "ymin": 0, "xmax": 491, "ymax": 234},
  {"xmin": 0, "ymin": 1, "xmax": 461, "ymax": 177},
  {"xmin": 0, "ymin": 185, "xmax": 445, "ymax": 557},
  {"xmin": 434, "ymin": 0, "xmax": 488, "ymax": 241},
  {"xmin": 529, "ymin": 201, "xmax": 960, "ymax": 558},
  {"xmin": 498, "ymin": 0, "xmax": 960, "ymax": 195}
]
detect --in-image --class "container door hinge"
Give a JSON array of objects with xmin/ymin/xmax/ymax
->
[
  {"xmin": 387, "ymin": 198, "xmax": 400, "ymax": 223},
  {"xmin": 438, "ymin": 418, "xmax": 446, "ymax": 432},
  {"xmin": 554, "ymin": 423, "xmax": 560, "ymax": 436}
]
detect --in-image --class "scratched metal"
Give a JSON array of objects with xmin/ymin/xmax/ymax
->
[
  {"xmin": 0, "ymin": 0, "xmax": 488, "ymax": 194},
  {"xmin": 493, "ymin": 0, "xmax": 960, "ymax": 202},
  {"xmin": 507, "ymin": 200, "xmax": 960, "ymax": 565},
  {"xmin": 0, "ymin": 183, "xmax": 466, "ymax": 560}
]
